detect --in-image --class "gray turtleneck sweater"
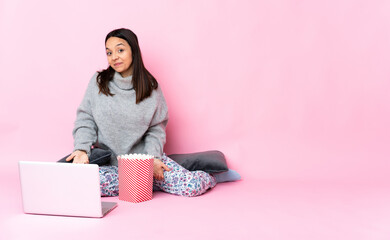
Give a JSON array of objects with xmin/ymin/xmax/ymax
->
[{"xmin": 72, "ymin": 72, "xmax": 168, "ymax": 166}]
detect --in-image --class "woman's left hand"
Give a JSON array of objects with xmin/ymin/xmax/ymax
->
[{"xmin": 153, "ymin": 158, "xmax": 170, "ymax": 181}]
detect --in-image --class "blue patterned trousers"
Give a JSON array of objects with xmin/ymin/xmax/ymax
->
[{"xmin": 99, "ymin": 155, "xmax": 217, "ymax": 197}]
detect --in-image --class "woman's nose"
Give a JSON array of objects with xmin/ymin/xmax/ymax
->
[{"xmin": 112, "ymin": 53, "xmax": 118, "ymax": 60}]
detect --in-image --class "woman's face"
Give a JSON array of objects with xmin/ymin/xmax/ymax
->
[{"xmin": 105, "ymin": 37, "xmax": 133, "ymax": 77}]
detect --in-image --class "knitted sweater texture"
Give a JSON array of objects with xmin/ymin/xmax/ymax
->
[{"xmin": 72, "ymin": 72, "xmax": 168, "ymax": 166}]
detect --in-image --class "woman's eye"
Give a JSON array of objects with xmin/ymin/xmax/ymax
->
[
  {"xmin": 118, "ymin": 49, "xmax": 124, "ymax": 53},
  {"xmin": 106, "ymin": 52, "xmax": 112, "ymax": 56}
]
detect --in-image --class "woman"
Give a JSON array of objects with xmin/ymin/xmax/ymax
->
[{"xmin": 64, "ymin": 28, "xmax": 216, "ymax": 197}]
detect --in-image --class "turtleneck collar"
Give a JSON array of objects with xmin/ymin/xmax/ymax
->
[{"xmin": 112, "ymin": 72, "xmax": 134, "ymax": 90}]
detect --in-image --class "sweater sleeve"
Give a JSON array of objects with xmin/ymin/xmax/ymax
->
[
  {"xmin": 143, "ymin": 88, "xmax": 169, "ymax": 159},
  {"xmin": 72, "ymin": 74, "xmax": 98, "ymax": 156}
]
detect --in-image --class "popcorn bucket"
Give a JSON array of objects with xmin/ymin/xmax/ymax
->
[{"xmin": 118, "ymin": 154, "xmax": 154, "ymax": 203}]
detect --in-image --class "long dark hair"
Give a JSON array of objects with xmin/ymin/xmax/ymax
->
[{"xmin": 97, "ymin": 28, "xmax": 158, "ymax": 104}]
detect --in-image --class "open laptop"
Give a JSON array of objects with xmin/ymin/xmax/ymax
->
[{"xmin": 18, "ymin": 161, "xmax": 117, "ymax": 218}]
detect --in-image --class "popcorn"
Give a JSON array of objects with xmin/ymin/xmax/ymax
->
[{"xmin": 117, "ymin": 154, "xmax": 154, "ymax": 203}]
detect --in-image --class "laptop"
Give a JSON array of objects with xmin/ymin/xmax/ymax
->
[{"xmin": 18, "ymin": 161, "xmax": 117, "ymax": 218}]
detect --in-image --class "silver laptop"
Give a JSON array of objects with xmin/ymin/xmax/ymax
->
[{"xmin": 18, "ymin": 161, "xmax": 117, "ymax": 218}]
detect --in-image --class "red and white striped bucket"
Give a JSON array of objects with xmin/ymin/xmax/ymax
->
[{"xmin": 118, "ymin": 154, "xmax": 154, "ymax": 203}]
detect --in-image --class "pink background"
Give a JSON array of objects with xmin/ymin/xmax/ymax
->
[
  {"xmin": 1, "ymin": 1, "xmax": 390, "ymax": 181},
  {"xmin": 1, "ymin": 1, "xmax": 390, "ymax": 239}
]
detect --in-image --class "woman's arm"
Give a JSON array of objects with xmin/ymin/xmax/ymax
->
[
  {"xmin": 71, "ymin": 74, "xmax": 99, "ymax": 159},
  {"xmin": 143, "ymin": 88, "xmax": 169, "ymax": 179},
  {"xmin": 143, "ymin": 87, "xmax": 169, "ymax": 160}
]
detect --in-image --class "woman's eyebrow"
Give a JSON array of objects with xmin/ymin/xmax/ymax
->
[{"xmin": 106, "ymin": 43, "xmax": 125, "ymax": 50}]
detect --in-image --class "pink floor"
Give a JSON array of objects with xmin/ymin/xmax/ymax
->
[{"xmin": 1, "ymin": 158, "xmax": 390, "ymax": 240}]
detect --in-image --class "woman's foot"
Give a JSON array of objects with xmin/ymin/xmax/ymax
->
[{"xmin": 213, "ymin": 169, "xmax": 241, "ymax": 183}]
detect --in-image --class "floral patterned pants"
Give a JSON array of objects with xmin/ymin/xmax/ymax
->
[{"xmin": 99, "ymin": 155, "xmax": 217, "ymax": 197}]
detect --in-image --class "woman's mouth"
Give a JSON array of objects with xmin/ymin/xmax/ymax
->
[{"xmin": 114, "ymin": 63, "xmax": 122, "ymax": 67}]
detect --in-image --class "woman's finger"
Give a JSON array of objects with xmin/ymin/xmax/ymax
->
[
  {"xmin": 73, "ymin": 156, "xmax": 83, "ymax": 164},
  {"xmin": 156, "ymin": 168, "xmax": 164, "ymax": 180},
  {"xmin": 162, "ymin": 163, "xmax": 170, "ymax": 172},
  {"xmin": 65, "ymin": 153, "xmax": 75, "ymax": 161}
]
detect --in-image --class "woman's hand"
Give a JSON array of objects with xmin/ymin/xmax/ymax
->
[
  {"xmin": 66, "ymin": 150, "xmax": 89, "ymax": 164},
  {"xmin": 153, "ymin": 158, "xmax": 170, "ymax": 181}
]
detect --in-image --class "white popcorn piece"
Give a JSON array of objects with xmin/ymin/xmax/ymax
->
[{"xmin": 118, "ymin": 153, "xmax": 154, "ymax": 161}]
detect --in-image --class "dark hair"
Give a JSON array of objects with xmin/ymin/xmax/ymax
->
[{"xmin": 97, "ymin": 28, "xmax": 158, "ymax": 104}]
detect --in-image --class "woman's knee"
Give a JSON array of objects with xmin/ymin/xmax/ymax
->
[{"xmin": 181, "ymin": 175, "xmax": 207, "ymax": 197}]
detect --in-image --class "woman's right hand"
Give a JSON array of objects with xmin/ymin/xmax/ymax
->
[
  {"xmin": 153, "ymin": 158, "xmax": 170, "ymax": 181},
  {"xmin": 66, "ymin": 150, "xmax": 89, "ymax": 164}
]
